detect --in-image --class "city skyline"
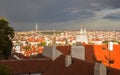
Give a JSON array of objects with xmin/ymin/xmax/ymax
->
[{"xmin": 0, "ymin": 0, "xmax": 120, "ymax": 31}]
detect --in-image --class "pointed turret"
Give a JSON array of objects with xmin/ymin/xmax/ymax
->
[{"xmin": 80, "ymin": 26, "xmax": 84, "ymax": 35}]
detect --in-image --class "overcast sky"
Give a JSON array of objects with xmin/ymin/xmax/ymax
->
[{"xmin": 0, "ymin": 0, "xmax": 120, "ymax": 31}]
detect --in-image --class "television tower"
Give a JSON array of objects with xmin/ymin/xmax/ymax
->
[{"xmin": 35, "ymin": 23, "xmax": 38, "ymax": 31}]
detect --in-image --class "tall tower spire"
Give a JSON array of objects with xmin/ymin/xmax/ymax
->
[
  {"xmin": 80, "ymin": 25, "xmax": 83, "ymax": 35},
  {"xmin": 35, "ymin": 22, "xmax": 38, "ymax": 31}
]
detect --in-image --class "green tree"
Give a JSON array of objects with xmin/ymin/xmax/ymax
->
[
  {"xmin": 0, "ymin": 17, "xmax": 15, "ymax": 60},
  {"xmin": 37, "ymin": 41, "xmax": 47, "ymax": 46}
]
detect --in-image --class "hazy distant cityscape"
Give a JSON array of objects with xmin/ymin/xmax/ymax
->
[{"xmin": 12, "ymin": 27, "xmax": 120, "ymax": 57}]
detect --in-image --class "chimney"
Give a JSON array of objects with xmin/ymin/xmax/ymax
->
[
  {"xmin": 94, "ymin": 62, "xmax": 107, "ymax": 75},
  {"xmin": 42, "ymin": 46, "xmax": 62, "ymax": 61},
  {"xmin": 71, "ymin": 46, "xmax": 85, "ymax": 60},
  {"xmin": 108, "ymin": 42, "xmax": 113, "ymax": 51},
  {"xmin": 65, "ymin": 55, "xmax": 72, "ymax": 67}
]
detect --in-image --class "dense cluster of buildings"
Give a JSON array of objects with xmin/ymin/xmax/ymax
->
[
  {"xmin": 0, "ymin": 27, "xmax": 119, "ymax": 75},
  {"xmin": 12, "ymin": 28, "xmax": 120, "ymax": 57}
]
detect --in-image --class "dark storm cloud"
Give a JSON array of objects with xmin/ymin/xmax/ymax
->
[
  {"xmin": 104, "ymin": 13, "xmax": 120, "ymax": 20},
  {"xmin": 0, "ymin": 0, "xmax": 95, "ymax": 23},
  {"xmin": 95, "ymin": 0, "xmax": 120, "ymax": 8},
  {"xmin": 0, "ymin": 0, "xmax": 120, "ymax": 31},
  {"xmin": 0, "ymin": 0, "xmax": 47, "ymax": 22},
  {"xmin": 93, "ymin": 0, "xmax": 120, "ymax": 20}
]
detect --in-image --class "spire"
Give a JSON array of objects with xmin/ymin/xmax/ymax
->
[
  {"xmin": 35, "ymin": 23, "xmax": 38, "ymax": 31},
  {"xmin": 83, "ymin": 28, "xmax": 87, "ymax": 34},
  {"xmin": 80, "ymin": 25, "xmax": 83, "ymax": 34}
]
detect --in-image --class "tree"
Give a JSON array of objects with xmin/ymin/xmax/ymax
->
[
  {"xmin": 37, "ymin": 41, "xmax": 47, "ymax": 46},
  {"xmin": 0, "ymin": 17, "xmax": 15, "ymax": 60}
]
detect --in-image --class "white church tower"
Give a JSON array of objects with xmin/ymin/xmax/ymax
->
[{"xmin": 76, "ymin": 26, "xmax": 88, "ymax": 44}]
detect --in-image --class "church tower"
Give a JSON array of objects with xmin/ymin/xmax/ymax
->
[{"xmin": 76, "ymin": 26, "xmax": 88, "ymax": 44}]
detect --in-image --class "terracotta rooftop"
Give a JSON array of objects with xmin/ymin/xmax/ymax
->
[
  {"xmin": 0, "ymin": 44, "xmax": 120, "ymax": 75},
  {"xmin": 56, "ymin": 45, "xmax": 120, "ymax": 70},
  {"xmin": 41, "ymin": 55, "xmax": 120, "ymax": 75},
  {"xmin": 42, "ymin": 55, "xmax": 94, "ymax": 75}
]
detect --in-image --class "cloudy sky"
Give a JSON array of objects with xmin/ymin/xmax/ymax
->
[{"xmin": 0, "ymin": 0, "xmax": 120, "ymax": 31}]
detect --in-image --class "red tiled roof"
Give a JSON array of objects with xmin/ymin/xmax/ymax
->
[
  {"xmin": 0, "ymin": 58, "xmax": 52, "ymax": 74},
  {"xmin": 93, "ymin": 45, "xmax": 120, "ymax": 70},
  {"xmin": 84, "ymin": 44, "xmax": 120, "ymax": 70},
  {"xmin": 42, "ymin": 55, "xmax": 94, "ymax": 75},
  {"xmin": 56, "ymin": 45, "xmax": 120, "ymax": 70},
  {"xmin": 56, "ymin": 46, "xmax": 71, "ymax": 55},
  {"xmin": 61, "ymin": 58, "xmax": 94, "ymax": 75},
  {"xmin": 84, "ymin": 45, "xmax": 96, "ymax": 63},
  {"xmin": 42, "ymin": 55, "xmax": 66, "ymax": 75},
  {"xmin": 42, "ymin": 54, "xmax": 120, "ymax": 75}
]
